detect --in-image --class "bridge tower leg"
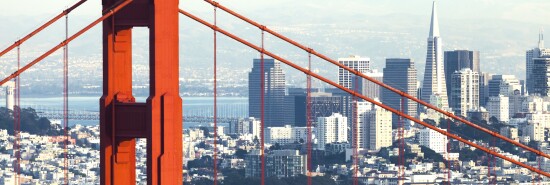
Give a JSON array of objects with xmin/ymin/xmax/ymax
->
[{"xmin": 100, "ymin": 0, "xmax": 182, "ymax": 185}]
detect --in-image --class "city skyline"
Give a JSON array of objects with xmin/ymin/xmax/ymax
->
[
  {"xmin": 1, "ymin": 1, "xmax": 550, "ymax": 184},
  {"xmin": 1, "ymin": 0, "xmax": 549, "ymax": 86}
]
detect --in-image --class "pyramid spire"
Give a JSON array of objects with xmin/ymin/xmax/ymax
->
[
  {"xmin": 539, "ymin": 28, "xmax": 545, "ymax": 48},
  {"xmin": 429, "ymin": 1, "xmax": 440, "ymax": 37}
]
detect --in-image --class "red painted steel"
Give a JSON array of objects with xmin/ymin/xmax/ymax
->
[
  {"xmin": 306, "ymin": 52, "xmax": 312, "ymax": 185},
  {"xmin": 101, "ymin": 0, "xmax": 182, "ymax": 184},
  {"xmin": 356, "ymin": 71, "xmax": 359, "ymax": 185},
  {"xmin": 202, "ymin": 0, "xmax": 550, "ymax": 161},
  {"xmin": 14, "ymin": 45, "xmax": 21, "ymax": 185},
  {"xmin": 0, "ymin": 0, "xmax": 133, "ymax": 87},
  {"xmin": 0, "ymin": 0, "xmax": 88, "ymax": 58},
  {"xmin": 446, "ymin": 118, "xmax": 451, "ymax": 184},
  {"xmin": 397, "ymin": 96, "xmax": 405, "ymax": 184},
  {"xmin": 260, "ymin": 29, "xmax": 266, "ymax": 185},
  {"xmin": 63, "ymin": 12, "xmax": 69, "ymax": 185},
  {"xmin": 178, "ymin": 9, "xmax": 550, "ymax": 177},
  {"xmin": 213, "ymin": 6, "xmax": 219, "ymax": 185}
]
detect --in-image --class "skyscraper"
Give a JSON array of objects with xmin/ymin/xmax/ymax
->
[
  {"xmin": 317, "ymin": 113, "xmax": 348, "ymax": 150},
  {"xmin": 450, "ymin": 69, "xmax": 479, "ymax": 117},
  {"xmin": 355, "ymin": 101, "xmax": 372, "ymax": 149},
  {"xmin": 479, "ymin": 72, "xmax": 494, "ymax": 106},
  {"xmin": 526, "ymin": 30, "xmax": 550, "ymax": 94},
  {"xmin": 487, "ymin": 95, "xmax": 509, "ymax": 122},
  {"xmin": 421, "ymin": 1, "xmax": 449, "ymax": 110},
  {"xmin": 533, "ymin": 57, "xmax": 550, "ymax": 96},
  {"xmin": 488, "ymin": 75, "xmax": 522, "ymax": 97},
  {"xmin": 444, "ymin": 50, "xmax": 480, "ymax": 99},
  {"xmin": 352, "ymin": 70, "xmax": 383, "ymax": 100},
  {"xmin": 248, "ymin": 58, "xmax": 286, "ymax": 127},
  {"xmin": 338, "ymin": 55, "xmax": 370, "ymax": 89},
  {"xmin": 382, "ymin": 58, "xmax": 417, "ymax": 127},
  {"xmin": 364, "ymin": 104, "xmax": 393, "ymax": 150},
  {"xmin": 284, "ymin": 90, "xmax": 344, "ymax": 126}
]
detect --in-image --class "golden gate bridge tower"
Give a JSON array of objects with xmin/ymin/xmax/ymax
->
[{"xmin": 99, "ymin": 0, "xmax": 182, "ymax": 184}]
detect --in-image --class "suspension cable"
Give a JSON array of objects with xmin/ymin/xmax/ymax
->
[
  {"xmin": 15, "ymin": 42, "xmax": 21, "ymax": 185},
  {"xmin": 397, "ymin": 96, "xmax": 405, "ymax": 182},
  {"xmin": 260, "ymin": 28, "xmax": 266, "ymax": 185},
  {"xmin": 306, "ymin": 52, "xmax": 312, "ymax": 185},
  {"xmin": 177, "ymin": 9, "xmax": 550, "ymax": 177},
  {"xmin": 0, "ymin": 0, "xmax": 88, "ymax": 58},
  {"xmin": 447, "ymin": 118, "xmax": 451, "ymax": 185},
  {"xmin": 0, "ymin": 0, "xmax": 134, "ymax": 87},
  {"xmin": 63, "ymin": 9, "xmax": 69, "ymax": 185},
  {"xmin": 199, "ymin": 0, "xmax": 550, "ymax": 161},
  {"xmin": 213, "ymin": 6, "xmax": 218, "ymax": 185},
  {"xmin": 352, "ymin": 74, "xmax": 358, "ymax": 185}
]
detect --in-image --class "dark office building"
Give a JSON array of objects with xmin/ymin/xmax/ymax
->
[
  {"xmin": 533, "ymin": 57, "xmax": 550, "ymax": 96},
  {"xmin": 444, "ymin": 50, "xmax": 480, "ymax": 104},
  {"xmin": 248, "ymin": 58, "xmax": 286, "ymax": 127},
  {"xmin": 382, "ymin": 58, "xmax": 417, "ymax": 127},
  {"xmin": 284, "ymin": 88, "xmax": 343, "ymax": 127}
]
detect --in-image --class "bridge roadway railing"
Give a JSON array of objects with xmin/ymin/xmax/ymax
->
[{"xmin": 36, "ymin": 110, "xmax": 239, "ymax": 123}]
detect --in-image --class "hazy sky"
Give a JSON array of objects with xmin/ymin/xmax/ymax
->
[
  {"xmin": 2, "ymin": 0, "xmax": 550, "ymax": 23},
  {"xmin": 1, "ymin": 0, "xmax": 549, "ymax": 80}
]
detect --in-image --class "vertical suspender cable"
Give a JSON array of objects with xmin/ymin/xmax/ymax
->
[
  {"xmin": 260, "ymin": 28, "xmax": 266, "ymax": 185},
  {"xmin": 15, "ymin": 43, "xmax": 21, "ymax": 185},
  {"xmin": 212, "ymin": 6, "xmax": 218, "ymax": 185},
  {"xmin": 487, "ymin": 137, "xmax": 493, "ymax": 184},
  {"xmin": 63, "ymin": 10, "xmax": 69, "ymax": 185},
  {"xmin": 447, "ymin": 118, "xmax": 451, "ymax": 184},
  {"xmin": 538, "ymin": 155, "xmax": 541, "ymax": 185},
  {"xmin": 352, "ymin": 75, "xmax": 358, "ymax": 185},
  {"xmin": 306, "ymin": 52, "xmax": 312, "ymax": 185},
  {"xmin": 397, "ymin": 96, "xmax": 405, "ymax": 181}
]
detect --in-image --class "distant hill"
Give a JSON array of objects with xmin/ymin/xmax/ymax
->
[{"xmin": 0, "ymin": 107, "xmax": 62, "ymax": 136}]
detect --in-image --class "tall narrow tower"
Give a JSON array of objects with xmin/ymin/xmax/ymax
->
[
  {"xmin": 421, "ymin": 1, "xmax": 449, "ymax": 109},
  {"xmin": 4, "ymin": 81, "xmax": 15, "ymax": 110}
]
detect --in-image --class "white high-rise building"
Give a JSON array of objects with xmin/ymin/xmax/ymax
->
[
  {"xmin": 525, "ymin": 122, "xmax": 544, "ymax": 142},
  {"xmin": 508, "ymin": 90, "xmax": 525, "ymax": 117},
  {"xmin": 338, "ymin": 55, "xmax": 370, "ymax": 89},
  {"xmin": 450, "ymin": 68, "xmax": 479, "ymax": 117},
  {"xmin": 317, "ymin": 113, "xmax": 348, "ymax": 150},
  {"xmin": 487, "ymin": 95, "xmax": 509, "ymax": 123},
  {"xmin": 232, "ymin": 117, "xmax": 261, "ymax": 139},
  {"xmin": 526, "ymin": 30, "xmax": 550, "ymax": 94},
  {"xmin": 265, "ymin": 125, "xmax": 309, "ymax": 145},
  {"xmin": 355, "ymin": 101, "xmax": 372, "ymax": 149},
  {"xmin": 421, "ymin": 1, "xmax": 449, "ymax": 110},
  {"xmin": 364, "ymin": 105, "xmax": 393, "ymax": 150},
  {"xmin": 4, "ymin": 81, "xmax": 15, "ymax": 110},
  {"xmin": 419, "ymin": 128, "xmax": 448, "ymax": 153}
]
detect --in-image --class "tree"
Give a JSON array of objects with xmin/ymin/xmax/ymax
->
[
  {"xmin": 420, "ymin": 145, "xmax": 444, "ymax": 163},
  {"xmin": 235, "ymin": 149, "xmax": 247, "ymax": 159},
  {"xmin": 0, "ymin": 107, "xmax": 60, "ymax": 136},
  {"xmin": 199, "ymin": 126, "xmax": 210, "ymax": 138},
  {"xmin": 489, "ymin": 116, "xmax": 499, "ymax": 124},
  {"xmin": 269, "ymin": 143, "xmax": 281, "ymax": 150}
]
